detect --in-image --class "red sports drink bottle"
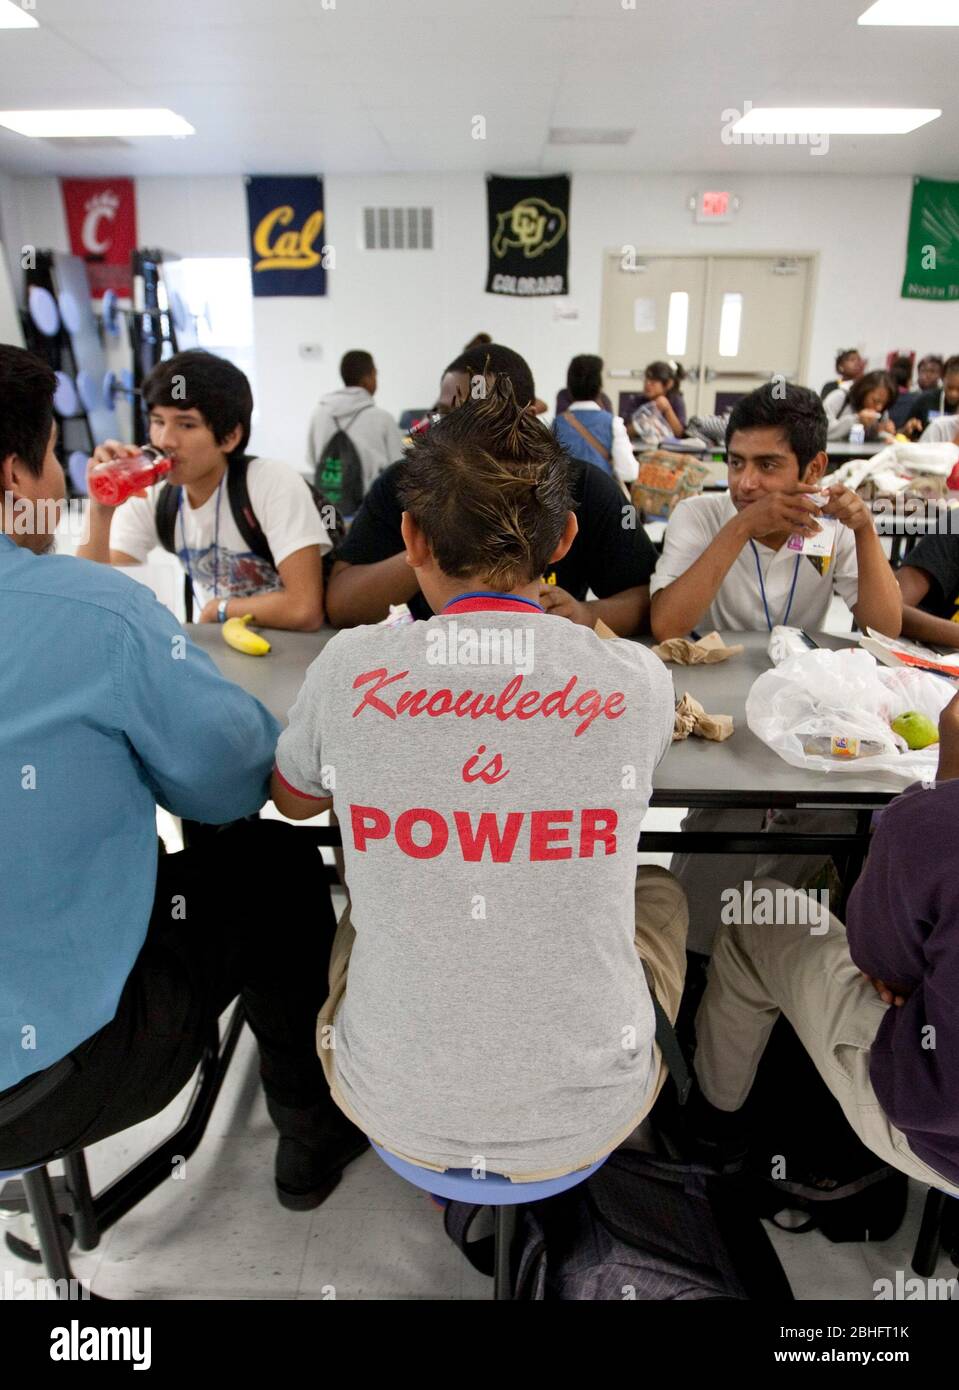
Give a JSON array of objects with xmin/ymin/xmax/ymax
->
[{"xmin": 87, "ymin": 446, "xmax": 174, "ymax": 506}]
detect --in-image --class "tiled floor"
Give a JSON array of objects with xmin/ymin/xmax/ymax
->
[
  {"xmin": 10, "ymin": 528, "xmax": 938, "ymax": 1300},
  {"xmin": 1, "ymin": 1011, "xmax": 953, "ymax": 1301}
]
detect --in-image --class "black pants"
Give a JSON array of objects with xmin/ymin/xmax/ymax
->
[{"xmin": 0, "ymin": 820, "xmax": 337, "ymax": 1171}]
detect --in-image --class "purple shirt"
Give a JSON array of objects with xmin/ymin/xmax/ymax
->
[{"xmin": 846, "ymin": 779, "xmax": 959, "ymax": 1188}]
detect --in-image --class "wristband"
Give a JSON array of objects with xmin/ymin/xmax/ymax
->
[{"xmin": 217, "ymin": 599, "xmax": 230, "ymax": 624}]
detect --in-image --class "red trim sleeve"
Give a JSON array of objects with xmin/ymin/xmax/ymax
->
[{"xmin": 273, "ymin": 764, "xmax": 329, "ymax": 801}]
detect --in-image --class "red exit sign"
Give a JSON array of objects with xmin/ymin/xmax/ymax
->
[
  {"xmin": 692, "ymin": 190, "xmax": 739, "ymax": 223},
  {"xmin": 702, "ymin": 191, "xmax": 729, "ymax": 217}
]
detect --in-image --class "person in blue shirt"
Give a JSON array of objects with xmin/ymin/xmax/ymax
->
[
  {"xmin": 551, "ymin": 354, "xmax": 638, "ymax": 488},
  {"xmin": 0, "ymin": 346, "xmax": 365, "ymax": 1211}
]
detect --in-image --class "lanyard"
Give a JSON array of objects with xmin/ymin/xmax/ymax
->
[
  {"xmin": 178, "ymin": 474, "xmax": 225, "ymax": 608},
  {"xmin": 750, "ymin": 540, "xmax": 801, "ymax": 632}
]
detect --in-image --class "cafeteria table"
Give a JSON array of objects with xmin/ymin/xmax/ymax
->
[{"xmin": 187, "ymin": 625, "xmax": 899, "ymax": 892}]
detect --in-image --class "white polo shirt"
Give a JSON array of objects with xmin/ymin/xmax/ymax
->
[{"xmin": 650, "ymin": 492, "xmax": 860, "ymax": 632}]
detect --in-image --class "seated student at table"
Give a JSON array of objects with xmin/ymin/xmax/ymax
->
[
  {"xmin": 650, "ymin": 383, "xmax": 902, "ymax": 953},
  {"xmin": 820, "ymin": 347, "xmax": 865, "ymax": 400},
  {"xmin": 271, "ymin": 380, "xmax": 686, "ymax": 1180},
  {"xmin": 693, "ymin": 693, "xmax": 959, "ymax": 1199},
  {"xmin": 822, "ymin": 370, "xmax": 897, "ymax": 443},
  {"xmin": 0, "ymin": 345, "xmax": 365, "ymax": 1207},
  {"xmin": 325, "ymin": 343, "xmax": 658, "ymax": 636},
  {"xmin": 919, "ymin": 410, "xmax": 959, "ymax": 445},
  {"xmin": 900, "ymin": 354, "xmax": 959, "ymax": 439},
  {"xmin": 552, "ymin": 354, "xmax": 637, "ymax": 487},
  {"xmin": 891, "ymin": 354, "xmax": 943, "ymax": 429},
  {"xmin": 650, "ymin": 382, "xmax": 902, "ymax": 642},
  {"xmin": 77, "ymin": 349, "xmax": 329, "ymax": 630},
  {"xmin": 555, "ymin": 371, "xmax": 613, "ymax": 418},
  {"xmin": 623, "ymin": 360, "xmax": 687, "ymax": 442},
  {"xmin": 897, "ymin": 531, "xmax": 959, "ymax": 650}
]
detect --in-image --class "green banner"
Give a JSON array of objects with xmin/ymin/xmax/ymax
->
[{"xmin": 901, "ymin": 177, "xmax": 959, "ymax": 301}]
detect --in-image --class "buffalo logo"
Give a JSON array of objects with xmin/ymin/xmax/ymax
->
[
  {"xmin": 81, "ymin": 190, "xmax": 120, "ymax": 256},
  {"xmin": 253, "ymin": 205, "xmax": 324, "ymax": 272},
  {"xmin": 492, "ymin": 198, "xmax": 566, "ymax": 260}
]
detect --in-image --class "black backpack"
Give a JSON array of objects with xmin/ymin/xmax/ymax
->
[
  {"xmin": 155, "ymin": 453, "xmax": 345, "ymax": 620},
  {"xmin": 446, "ymin": 1150, "xmax": 793, "ymax": 1301},
  {"xmin": 737, "ymin": 1017, "xmax": 908, "ymax": 1244},
  {"xmin": 314, "ymin": 413, "xmax": 368, "ymax": 517}
]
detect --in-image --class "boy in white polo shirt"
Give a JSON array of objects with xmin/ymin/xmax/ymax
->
[
  {"xmin": 270, "ymin": 381, "xmax": 686, "ymax": 1180},
  {"xmin": 650, "ymin": 383, "xmax": 902, "ymax": 953}
]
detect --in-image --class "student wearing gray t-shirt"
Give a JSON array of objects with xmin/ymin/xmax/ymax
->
[{"xmin": 271, "ymin": 381, "xmax": 685, "ymax": 1180}]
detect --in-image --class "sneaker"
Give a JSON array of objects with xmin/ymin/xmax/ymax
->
[{"xmin": 266, "ymin": 1096, "xmax": 370, "ymax": 1211}]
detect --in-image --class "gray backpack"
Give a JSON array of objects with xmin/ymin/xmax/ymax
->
[{"xmin": 445, "ymin": 1149, "xmax": 793, "ymax": 1301}]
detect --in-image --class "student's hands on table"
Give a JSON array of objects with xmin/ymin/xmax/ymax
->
[
  {"xmin": 538, "ymin": 583, "xmax": 590, "ymax": 625},
  {"xmin": 198, "ymin": 598, "xmax": 230, "ymax": 623}
]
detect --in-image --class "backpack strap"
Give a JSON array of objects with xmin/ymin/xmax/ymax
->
[
  {"xmin": 652, "ymin": 997, "xmax": 692, "ymax": 1105},
  {"xmin": 562, "ymin": 410, "xmax": 612, "ymax": 463},
  {"xmin": 155, "ymin": 481, "xmax": 180, "ymax": 554},
  {"xmin": 226, "ymin": 454, "xmax": 275, "ymax": 568},
  {"xmin": 154, "ymin": 482, "xmax": 195, "ymax": 623}
]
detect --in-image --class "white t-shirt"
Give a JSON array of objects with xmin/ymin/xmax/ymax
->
[
  {"xmin": 110, "ymin": 457, "xmax": 331, "ymax": 608},
  {"xmin": 650, "ymin": 492, "xmax": 860, "ymax": 632},
  {"xmin": 921, "ymin": 414, "xmax": 959, "ymax": 444}
]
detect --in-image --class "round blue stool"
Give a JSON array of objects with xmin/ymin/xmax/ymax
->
[{"xmin": 371, "ymin": 1140, "xmax": 607, "ymax": 1298}]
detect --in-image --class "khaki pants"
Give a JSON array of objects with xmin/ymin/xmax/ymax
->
[
  {"xmin": 671, "ymin": 806, "xmax": 857, "ymax": 955},
  {"xmin": 695, "ymin": 879, "xmax": 959, "ymax": 1198},
  {"xmin": 316, "ymin": 866, "xmax": 689, "ymax": 1182}
]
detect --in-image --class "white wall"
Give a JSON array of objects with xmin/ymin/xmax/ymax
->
[{"xmin": 2, "ymin": 170, "xmax": 957, "ymax": 466}]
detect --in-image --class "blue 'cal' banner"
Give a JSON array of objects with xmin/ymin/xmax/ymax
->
[{"xmin": 245, "ymin": 176, "xmax": 326, "ymax": 297}]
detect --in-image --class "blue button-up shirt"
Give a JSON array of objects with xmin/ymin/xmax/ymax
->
[{"xmin": 0, "ymin": 536, "xmax": 281, "ymax": 1091}]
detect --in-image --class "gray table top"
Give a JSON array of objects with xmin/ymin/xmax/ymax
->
[{"xmin": 187, "ymin": 625, "xmax": 903, "ymax": 810}]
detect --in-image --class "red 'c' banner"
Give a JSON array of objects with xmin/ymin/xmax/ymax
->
[{"xmin": 60, "ymin": 178, "xmax": 137, "ymax": 300}]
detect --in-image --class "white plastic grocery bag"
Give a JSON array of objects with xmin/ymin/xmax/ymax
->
[{"xmin": 746, "ymin": 647, "xmax": 954, "ymax": 783}]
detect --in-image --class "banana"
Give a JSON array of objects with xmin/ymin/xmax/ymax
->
[{"xmin": 221, "ymin": 613, "xmax": 271, "ymax": 656}]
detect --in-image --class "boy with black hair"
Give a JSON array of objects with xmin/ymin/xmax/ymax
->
[
  {"xmin": 0, "ymin": 344, "xmax": 365, "ymax": 1211},
  {"xmin": 78, "ymin": 348, "xmax": 330, "ymax": 630},
  {"xmin": 552, "ymin": 353, "xmax": 637, "ymax": 485},
  {"xmin": 271, "ymin": 379, "xmax": 686, "ymax": 1178},
  {"xmin": 326, "ymin": 343, "xmax": 658, "ymax": 635},
  {"xmin": 901, "ymin": 354, "xmax": 959, "ymax": 437},
  {"xmin": 820, "ymin": 348, "xmax": 865, "ymax": 400},
  {"xmin": 650, "ymin": 383, "xmax": 902, "ymax": 640},
  {"xmin": 306, "ymin": 349, "xmax": 405, "ymax": 510},
  {"xmin": 651, "ymin": 383, "xmax": 902, "ymax": 955}
]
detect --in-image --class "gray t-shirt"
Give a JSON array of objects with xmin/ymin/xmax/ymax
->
[{"xmin": 275, "ymin": 596, "xmax": 675, "ymax": 1177}]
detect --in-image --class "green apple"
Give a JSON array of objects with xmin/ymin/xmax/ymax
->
[{"xmin": 891, "ymin": 710, "xmax": 939, "ymax": 750}]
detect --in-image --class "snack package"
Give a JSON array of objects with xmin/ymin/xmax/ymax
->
[
  {"xmin": 380, "ymin": 603, "xmax": 415, "ymax": 627},
  {"xmin": 801, "ymin": 735, "xmax": 884, "ymax": 760},
  {"xmin": 786, "ymin": 492, "xmax": 838, "ymax": 576}
]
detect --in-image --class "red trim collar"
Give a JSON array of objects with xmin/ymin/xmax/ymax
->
[{"xmin": 442, "ymin": 595, "xmax": 544, "ymax": 616}]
